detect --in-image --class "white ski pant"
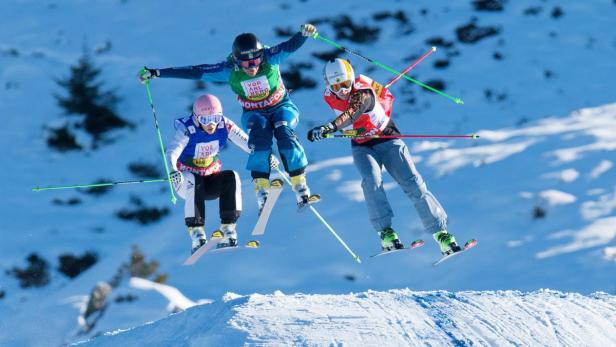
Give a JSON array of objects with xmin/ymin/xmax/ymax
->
[
  {"xmin": 173, "ymin": 170, "xmax": 242, "ymax": 227},
  {"xmin": 352, "ymin": 139, "xmax": 447, "ymax": 234}
]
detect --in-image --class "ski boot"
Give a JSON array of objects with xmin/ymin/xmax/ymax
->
[
  {"xmin": 212, "ymin": 223, "xmax": 238, "ymax": 249},
  {"xmin": 433, "ymin": 230, "xmax": 462, "ymax": 255},
  {"xmin": 291, "ymin": 173, "xmax": 320, "ymax": 211},
  {"xmin": 188, "ymin": 226, "xmax": 207, "ymax": 254},
  {"xmin": 245, "ymin": 240, "xmax": 260, "ymax": 248},
  {"xmin": 379, "ymin": 227, "xmax": 404, "ymax": 251},
  {"xmin": 254, "ymin": 178, "xmax": 270, "ymax": 215}
]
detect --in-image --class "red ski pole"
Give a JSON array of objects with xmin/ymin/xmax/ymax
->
[
  {"xmin": 325, "ymin": 133, "xmax": 480, "ymax": 140},
  {"xmin": 385, "ymin": 47, "xmax": 437, "ymax": 88}
]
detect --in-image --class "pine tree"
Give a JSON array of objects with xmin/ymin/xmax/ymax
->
[{"xmin": 54, "ymin": 50, "xmax": 131, "ymax": 147}]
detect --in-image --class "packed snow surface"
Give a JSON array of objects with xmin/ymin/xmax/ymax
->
[{"xmin": 75, "ymin": 289, "xmax": 616, "ymax": 347}]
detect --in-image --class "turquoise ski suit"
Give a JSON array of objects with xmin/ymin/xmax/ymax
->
[{"xmin": 156, "ymin": 32, "xmax": 310, "ymax": 179}]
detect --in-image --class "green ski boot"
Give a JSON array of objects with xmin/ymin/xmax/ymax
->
[
  {"xmin": 433, "ymin": 230, "xmax": 462, "ymax": 255},
  {"xmin": 379, "ymin": 227, "xmax": 404, "ymax": 251}
]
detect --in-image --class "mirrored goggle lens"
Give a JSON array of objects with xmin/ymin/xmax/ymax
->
[
  {"xmin": 197, "ymin": 114, "xmax": 222, "ymax": 126},
  {"xmin": 330, "ymin": 80, "xmax": 352, "ymax": 92},
  {"xmin": 239, "ymin": 57, "xmax": 262, "ymax": 68}
]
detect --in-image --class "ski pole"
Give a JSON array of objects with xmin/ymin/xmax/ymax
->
[
  {"xmin": 312, "ymin": 33, "xmax": 463, "ymax": 105},
  {"xmin": 385, "ymin": 46, "xmax": 436, "ymax": 88},
  {"xmin": 325, "ymin": 133, "xmax": 480, "ymax": 140},
  {"xmin": 32, "ymin": 178, "xmax": 169, "ymax": 192},
  {"xmin": 143, "ymin": 80, "xmax": 177, "ymax": 205},
  {"xmin": 274, "ymin": 166, "xmax": 361, "ymax": 264}
]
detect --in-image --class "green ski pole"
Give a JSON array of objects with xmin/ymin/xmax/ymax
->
[
  {"xmin": 274, "ymin": 166, "xmax": 361, "ymax": 264},
  {"xmin": 143, "ymin": 79, "xmax": 177, "ymax": 205},
  {"xmin": 32, "ymin": 178, "xmax": 169, "ymax": 192},
  {"xmin": 312, "ymin": 33, "xmax": 464, "ymax": 105}
]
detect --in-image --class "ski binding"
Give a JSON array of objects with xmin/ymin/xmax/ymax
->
[
  {"xmin": 370, "ymin": 239, "xmax": 425, "ymax": 258},
  {"xmin": 432, "ymin": 239, "xmax": 477, "ymax": 266}
]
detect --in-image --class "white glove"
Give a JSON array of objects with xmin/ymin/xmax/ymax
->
[
  {"xmin": 137, "ymin": 67, "xmax": 159, "ymax": 84},
  {"xmin": 269, "ymin": 154, "xmax": 280, "ymax": 169},
  {"xmin": 300, "ymin": 24, "xmax": 317, "ymax": 37},
  {"xmin": 169, "ymin": 170, "xmax": 184, "ymax": 185}
]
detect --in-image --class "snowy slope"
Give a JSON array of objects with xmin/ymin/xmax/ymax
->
[
  {"xmin": 1, "ymin": 0, "xmax": 615, "ymax": 346},
  {"xmin": 74, "ymin": 289, "xmax": 616, "ymax": 347}
]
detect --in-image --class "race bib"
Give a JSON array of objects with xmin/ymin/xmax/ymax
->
[
  {"xmin": 194, "ymin": 141, "xmax": 219, "ymax": 167},
  {"xmin": 241, "ymin": 75, "xmax": 270, "ymax": 101}
]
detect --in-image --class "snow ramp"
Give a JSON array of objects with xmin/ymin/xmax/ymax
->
[{"xmin": 75, "ymin": 289, "xmax": 616, "ymax": 346}]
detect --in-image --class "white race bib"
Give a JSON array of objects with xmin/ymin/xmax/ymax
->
[
  {"xmin": 195, "ymin": 141, "xmax": 219, "ymax": 162},
  {"xmin": 241, "ymin": 75, "xmax": 271, "ymax": 101}
]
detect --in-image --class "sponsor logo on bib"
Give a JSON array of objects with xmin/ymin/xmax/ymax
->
[{"xmin": 241, "ymin": 75, "xmax": 270, "ymax": 101}]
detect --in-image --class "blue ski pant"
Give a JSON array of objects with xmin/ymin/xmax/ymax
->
[
  {"xmin": 241, "ymin": 100, "xmax": 308, "ymax": 178},
  {"xmin": 352, "ymin": 139, "xmax": 448, "ymax": 234}
]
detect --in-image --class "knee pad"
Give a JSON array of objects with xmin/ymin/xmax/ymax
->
[
  {"xmin": 248, "ymin": 125, "xmax": 274, "ymax": 152},
  {"xmin": 273, "ymin": 125, "xmax": 299, "ymax": 150}
]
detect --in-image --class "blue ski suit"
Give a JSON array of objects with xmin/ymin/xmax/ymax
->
[{"xmin": 156, "ymin": 32, "xmax": 310, "ymax": 179}]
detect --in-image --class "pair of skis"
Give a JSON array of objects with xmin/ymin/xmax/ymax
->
[
  {"xmin": 183, "ymin": 176, "xmax": 477, "ymax": 266},
  {"xmin": 183, "ymin": 236, "xmax": 261, "ymax": 265},
  {"xmin": 371, "ymin": 238, "xmax": 478, "ymax": 266},
  {"xmin": 183, "ymin": 178, "xmax": 286, "ymax": 265}
]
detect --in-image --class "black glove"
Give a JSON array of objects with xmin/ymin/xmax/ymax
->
[
  {"xmin": 138, "ymin": 66, "xmax": 159, "ymax": 84},
  {"xmin": 307, "ymin": 122, "xmax": 336, "ymax": 142}
]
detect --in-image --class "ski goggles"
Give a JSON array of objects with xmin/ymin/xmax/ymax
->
[
  {"xmin": 329, "ymin": 80, "xmax": 353, "ymax": 93},
  {"xmin": 238, "ymin": 56, "xmax": 263, "ymax": 68},
  {"xmin": 196, "ymin": 114, "xmax": 223, "ymax": 126}
]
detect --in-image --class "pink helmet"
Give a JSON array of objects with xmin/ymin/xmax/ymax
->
[{"xmin": 193, "ymin": 94, "xmax": 223, "ymax": 116}]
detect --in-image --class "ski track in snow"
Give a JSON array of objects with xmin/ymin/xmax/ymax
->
[{"xmin": 73, "ymin": 289, "xmax": 616, "ymax": 347}]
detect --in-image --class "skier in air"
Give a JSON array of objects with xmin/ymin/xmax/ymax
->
[
  {"xmin": 307, "ymin": 58, "xmax": 461, "ymax": 255},
  {"xmin": 140, "ymin": 24, "xmax": 320, "ymax": 213},
  {"xmin": 167, "ymin": 94, "xmax": 258, "ymax": 254}
]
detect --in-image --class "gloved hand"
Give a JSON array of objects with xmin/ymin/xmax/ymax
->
[
  {"xmin": 169, "ymin": 170, "xmax": 184, "ymax": 185},
  {"xmin": 269, "ymin": 154, "xmax": 280, "ymax": 169},
  {"xmin": 137, "ymin": 66, "xmax": 159, "ymax": 84},
  {"xmin": 300, "ymin": 23, "xmax": 317, "ymax": 37},
  {"xmin": 307, "ymin": 122, "xmax": 336, "ymax": 142}
]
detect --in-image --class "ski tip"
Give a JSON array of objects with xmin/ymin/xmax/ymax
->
[
  {"xmin": 464, "ymin": 239, "xmax": 478, "ymax": 250},
  {"xmin": 246, "ymin": 240, "xmax": 260, "ymax": 248},
  {"xmin": 270, "ymin": 178, "xmax": 284, "ymax": 187},
  {"xmin": 410, "ymin": 239, "xmax": 425, "ymax": 248}
]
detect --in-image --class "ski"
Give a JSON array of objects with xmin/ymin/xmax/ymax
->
[
  {"xmin": 183, "ymin": 237, "xmax": 223, "ymax": 265},
  {"xmin": 183, "ymin": 239, "xmax": 260, "ymax": 265},
  {"xmin": 370, "ymin": 239, "xmax": 425, "ymax": 258},
  {"xmin": 252, "ymin": 179, "xmax": 284, "ymax": 236},
  {"xmin": 432, "ymin": 239, "xmax": 477, "ymax": 266},
  {"xmin": 207, "ymin": 240, "xmax": 261, "ymax": 254}
]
